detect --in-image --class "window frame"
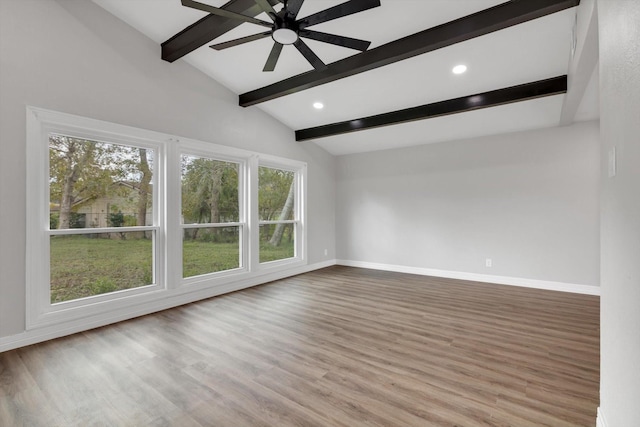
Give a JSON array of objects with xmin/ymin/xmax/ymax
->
[
  {"xmin": 178, "ymin": 145, "xmax": 248, "ymax": 283},
  {"xmin": 257, "ymin": 160, "xmax": 306, "ymax": 268},
  {"xmin": 26, "ymin": 108, "xmax": 307, "ymax": 330},
  {"xmin": 26, "ymin": 108, "xmax": 167, "ymax": 328}
]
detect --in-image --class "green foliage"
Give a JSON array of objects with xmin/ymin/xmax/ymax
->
[
  {"xmin": 258, "ymin": 166, "xmax": 294, "ymax": 221},
  {"xmin": 68, "ymin": 212, "xmax": 86, "ymax": 228},
  {"xmin": 49, "ymin": 135, "xmax": 153, "ymax": 229},
  {"xmin": 184, "ymin": 227, "xmax": 238, "ymax": 244},
  {"xmin": 123, "ymin": 215, "xmax": 138, "ymax": 227},
  {"xmin": 180, "ymin": 160, "xmax": 296, "ymax": 247},
  {"xmin": 49, "ymin": 136, "xmax": 115, "ymax": 207},
  {"xmin": 108, "ymin": 211, "xmax": 125, "ymax": 227},
  {"xmin": 50, "ymin": 213, "xmax": 59, "ymax": 230},
  {"xmin": 181, "ymin": 156, "xmax": 239, "ymax": 224}
]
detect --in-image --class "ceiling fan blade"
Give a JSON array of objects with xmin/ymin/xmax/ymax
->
[
  {"xmin": 298, "ymin": 0, "xmax": 380, "ymax": 29},
  {"xmin": 255, "ymin": 0, "xmax": 278, "ymax": 21},
  {"xmin": 210, "ymin": 32, "xmax": 272, "ymax": 50},
  {"xmin": 284, "ymin": 0, "xmax": 305, "ymax": 19},
  {"xmin": 263, "ymin": 43, "xmax": 284, "ymax": 72},
  {"xmin": 299, "ymin": 30, "xmax": 371, "ymax": 51},
  {"xmin": 293, "ymin": 39, "xmax": 326, "ymax": 70},
  {"xmin": 181, "ymin": 0, "xmax": 272, "ymax": 27}
]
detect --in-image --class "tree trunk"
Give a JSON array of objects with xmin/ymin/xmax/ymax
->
[
  {"xmin": 58, "ymin": 140, "xmax": 91, "ymax": 229},
  {"xmin": 136, "ymin": 148, "xmax": 152, "ymax": 237},
  {"xmin": 210, "ymin": 164, "xmax": 222, "ymax": 238},
  {"xmin": 210, "ymin": 164, "xmax": 222, "ymax": 224},
  {"xmin": 58, "ymin": 170, "xmax": 76, "ymax": 229},
  {"xmin": 269, "ymin": 180, "xmax": 295, "ymax": 246}
]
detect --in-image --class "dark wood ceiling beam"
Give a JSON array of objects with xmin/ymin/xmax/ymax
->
[
  {"xmin": 240, "ymin": 0, "xmax": 579, "ymax": 106},
  {"xmin": 295, "ymin": 75, "xmax": 567, "ymax": 142},
  {"xmin": 161, "ymin": 0, "xmax": 279, "ymax": 63}
]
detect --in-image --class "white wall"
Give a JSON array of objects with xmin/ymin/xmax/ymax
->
[
  {"xmin": 336, "ymin": 121, "xmax": 600, "ymax": 287},
  {"xmin": 598, "ymin": 0, "xmax": 640, "ymax": 425},
  {"xmin": 0, "ymin": 0, "xmax": 335, "ymax": 339}
]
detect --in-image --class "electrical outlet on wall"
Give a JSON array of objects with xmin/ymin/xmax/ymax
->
[
  {"xmin": 485, "ymin": 258, "xmax": 492, "ymax": 268},
  {"xmin": 324, "ymin": 249, "xmax": 328, "ymax": 256}
]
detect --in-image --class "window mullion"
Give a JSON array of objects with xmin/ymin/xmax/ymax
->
[
  {"xmin": 248, "ymin": 155, "xmax": 260, "ymax": 272},
  {"xmin": 298, "ymin": 164, "xmax": 307, "ymax": 262},
  {"xmin": 49, "ymin": 226, "xmax": 158, "ymax": 235},
  {"xmin": 166, "ymin": 140, "xmax": 182, "ymax": 288},
  {"xmin": 182, "ymin": 222, "xmax": 244, "ymax": 229}
]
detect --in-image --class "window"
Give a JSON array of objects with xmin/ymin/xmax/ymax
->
[
  {"xmin": 48, "ymin": 135, "xmax": 157, "ymax": 304},
  {"xmin": 26, "ymin": 108, "xmax": 306, "ymax": 329},
  {"xmin": 181, "ymin": 154, "xmax": 244, "ymax": 278},
  {"xmin": 259, "ymin": 166, "xmax": 297, "ymax": 263}
]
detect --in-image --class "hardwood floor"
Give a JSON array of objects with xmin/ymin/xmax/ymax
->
[{"xmin": 0, "ymin": 266, "xmax": 600, "ymax": 426}]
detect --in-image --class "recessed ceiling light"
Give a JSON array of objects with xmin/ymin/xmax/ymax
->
[
  {"xmin": 313, "ymin": 102, "xmax": 324, "ymax": 110},
  {"xmin": 452, "ymin": 64, "xmax": 467, "ymax": 75}
]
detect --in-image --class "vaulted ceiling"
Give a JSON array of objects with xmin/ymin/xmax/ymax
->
[{"xmin": 92, "ymin": 0, "xmax": 599, "ymax": 155}]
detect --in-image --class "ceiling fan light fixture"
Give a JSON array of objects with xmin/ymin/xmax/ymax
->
[{"xmin": 272, "ymin": 28, "xmax": 298, "ymax": 45}]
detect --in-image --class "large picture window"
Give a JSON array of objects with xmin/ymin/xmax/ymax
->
[
  {"xmin": 49, "ymin": 135, "xmax": 157, "ymax": 303},
  {"xmin": 26, "ymin": 108, "xmax": 306, "ymax": 329}
]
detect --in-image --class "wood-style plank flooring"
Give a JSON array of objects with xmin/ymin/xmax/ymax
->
[{"xmin": 0, "ymin": 266, "xmax": 600, "ymax": 426}]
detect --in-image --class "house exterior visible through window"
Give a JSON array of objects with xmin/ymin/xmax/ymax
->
[{"xmin": 26, "ymin": 107, "xmax": 307, "ymax": 329}]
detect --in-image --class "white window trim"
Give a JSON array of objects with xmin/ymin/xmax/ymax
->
[
  {"xmin": 257, "ymin": 158, "xmax": 307, "ymax": 271},
  {"xmin": 26, "ymin": 108, "xmax": 167, "ymax": 329},
  {"xmin": 26, "ymin": 107, "xmax": 308, "ymax": 330}
]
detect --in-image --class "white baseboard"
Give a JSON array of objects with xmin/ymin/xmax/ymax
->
[
  {"xmin": 597, "ymin": 407, "xmax": 608, "ymax": 427},
  {"xmin": 336, "ymin": 260, "xmax": 600, "ymax": 296},
  {"xmin": 0, "ymin": 259, "xmax": 337, "ymax": 353}
]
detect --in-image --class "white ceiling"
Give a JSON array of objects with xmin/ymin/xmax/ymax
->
[{"xmin": 92, "ymin": 0, "xmax": 599, "ymax": 156}]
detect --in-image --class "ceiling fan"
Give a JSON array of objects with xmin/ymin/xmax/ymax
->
[{"xmin": 181, "ymin": 0, "xmax": 381, "ymax": 71}]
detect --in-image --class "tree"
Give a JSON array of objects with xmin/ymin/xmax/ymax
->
[
  {"xmin": 258, "ymin": 167, "xmax": 293, "ymax": 221},
  {"xmin": 258, "ymin": 167, "xmax": 295, "ymax": 246},
  {"xmin": 181, "ymin": 156, "xmax": 239, "ymax": 240},
  {"xmin": 58, "ymin": 141, "xmax": 91, "ymax": 229},
  {"xmin": 49, "ymin": 136, "xmax": 106, "ymax": 229},
  {"xmin": 49, "ymin": 136, "xmax": 152, "ymax": 231},
  {"xmin": 269, "ymin": 180, "xmax": 294, "ymax": 246},
  {"xmin": 136, "ymin": 148, "xmax": 152, "ymax": 235}
]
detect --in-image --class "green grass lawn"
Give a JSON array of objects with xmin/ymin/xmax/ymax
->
[
  {"xmin": 50, "ymin": 235, "xmax": 153, "ymax": 303},
  {"xmin": 50, "ymin": 235, "xmax": 294, "ymax": 303},
  {"xmin": 182, "ymin": 240, "xmax": 240, "ymax": 278},
  {"xmin": 259, "ymin": 241, "xmax": 295, "ymax": 263}
]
